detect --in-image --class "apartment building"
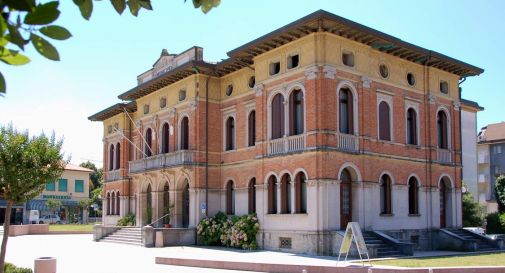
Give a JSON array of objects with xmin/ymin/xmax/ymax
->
[{"xmin": 89, "ymin": 10, "xmax": 483, "ymax": 254}]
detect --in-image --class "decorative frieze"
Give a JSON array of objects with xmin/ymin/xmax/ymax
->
[
  {"xmin": 254, "ymin": 83, "xmax": 264, "ymax": 97},
  {"xmin": 189, "ymin": 100, "xmax": 198, "ymax": 111},
  {"xmin": 304, "ymin": 65, "xmax": 318, "ymax": 80},
  {"xmin": 323, "ymin": 65, "xmax": 336, "ymax": 79},
  {"xmin": 453, "ymin": 100, "xmax": 461, "ymax": 111},
  {"xmin": 428, "ymin": 94, "xmax": 437, "ymax": 104},
  {"xmin": 361, "ymin": 75, "xmax": 371, "ymax": 88}
]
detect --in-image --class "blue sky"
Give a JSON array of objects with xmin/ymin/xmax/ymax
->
[{"xmin": 0, "ymin": 0, "xmax": 503, "ymax": 167}]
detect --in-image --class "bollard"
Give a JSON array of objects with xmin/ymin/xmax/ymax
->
[
  {"xmin": 34, "ymin": 257, "xmax": 56, "ymax": 273},
  {"xmin": 155, "ymin": 231, "xmax": 164, "ymax": 247}
]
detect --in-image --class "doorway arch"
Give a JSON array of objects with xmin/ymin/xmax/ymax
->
[
  {"xmin": 181, "ymin": 180, "xmax": 190, "ymax": 228},
  {"xmin": 439, "ymin": 176, "xmax": 453, "ymax": 228}
]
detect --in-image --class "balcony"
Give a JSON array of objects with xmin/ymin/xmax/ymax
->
[
  {"xmin": 106, "ymin": 169, "xmax": 122, "ymax": 182},
  {"xmin": 129, "ymin": 150, "xmax": 194, "ymax": 174},
  {"xmin": 478, "ymin": 154, "xmax": 490, "ymax": 164},
  {"xmin": 335, "ymin": 133, "xmax": 359, "ymax": 153},
  {"xmin": 479, "ymin": 174, "xmax": 489, "ymax": 183},
  {"xmin": 268, "ymin": 134, "xmax": 306, "ymax": 155},
  {"xmin": 437, "ymin": 149, "xmax": 452, "ymax": 164}
]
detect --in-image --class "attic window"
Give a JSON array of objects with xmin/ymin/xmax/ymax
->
[
  {"xmin": 379, "ymin": 64, "xmax": 389, "ymax": 79},
  {"xmin": 143, "ymin": 104, "xmax": 150, "ymax": 114},
  {"xmin": 407, "ymin": 72, "xmax": 416, "ymax": 86},
  {"xmin": 440, "ymin": 81, "xmax": 449, "ymax": 94},
  {"xmin": 269, "ymin": 61, "xmax": 280, "ymax": 76},
  {"xmin": 342, "ymin": 51, "xmax": 355, "ymax": 67},
  {"xmin": 287, "ymin": 54, "xmax": 299, "ymax": 69},
  {"xmin": 114, "ymin": 123, "xmax": 119, "ymax": 129},
  {"xmin": 179, "ymin": 89, "xmax": 186, "ymax": 101},
  {"xmin": 226, "ymin": 84, "xmax": 234, "ymax": 96},
  {"xmin": 107, "ymin": 125, "xmax": 113, "ymax": 134},
  {"xmin": 160, "ymin": 97, "xmax": 167, "ymax": 108},
  {"xmin": 248, "ymin": 76, "xmax": 255, "ymax": 89}
]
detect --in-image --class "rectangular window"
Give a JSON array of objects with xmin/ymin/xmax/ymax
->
[
  {"xmin": 46, "ymin": 181, "xmax": 55, "ymax": 191},
  {"xmin": 342, "ymin": 51, "xmax": 355, "ymax": 67},
  {"xmin": 75, "ymin": 180, "xmax": 84, "ymax": 193},
  {"xmin": 287, "ymin": 54, "xmax": 299, "ymax": 69},
  {"xmin": 495, "ymin": 165, "xmax": 501, "ymax": 176},
  {"xmin": 269, "ymin": 61, "xmax": 280, "ymax": 76},
  {"xmin": 58, "ymin": 179, "xmax": 68, "ymax": 192},
  {"xmin": 493, "ymin": 145, "xmax": 502, "ymax": 154}
]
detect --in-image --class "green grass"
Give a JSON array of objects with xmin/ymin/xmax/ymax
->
[
  {"xmin": 370, "ymin": 252, "xmax": 505, "ymax": 267},
  {"xmin": 48, "ymin": 224, "xmax": 95, "ymax": 232}
]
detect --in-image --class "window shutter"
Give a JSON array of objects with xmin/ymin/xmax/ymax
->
[
  {"xmin": 379, "ymin": 102, "xmax": 391, "ymax": 141},
  {"xmin": 348, "ymin": 90, "xmax": 354, "ymax": 134}
]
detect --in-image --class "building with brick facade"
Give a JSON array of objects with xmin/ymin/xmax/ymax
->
[{"xmin": 89, "ymin": 10, "xmax": 484, "ymax": 254}]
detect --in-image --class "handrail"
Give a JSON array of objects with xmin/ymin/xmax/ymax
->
[{"xmin": 148, "ymin": 213, "xmax": 170, "ymax": 227}]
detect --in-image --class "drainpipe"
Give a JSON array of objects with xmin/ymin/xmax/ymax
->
[
  {"xmin": 128, "ymin": 112, "xmax": 132, "ymax": 214},
  {"xmin": 423, "ymin": 54, "xmax": 433, "ymax": 246},
  {"xmin": 205, "ymin": 74, "xmax": 210, "ymax": 217}
]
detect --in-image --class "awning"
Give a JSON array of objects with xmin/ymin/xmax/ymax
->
[
  {"xmin": 26, "ymin": 199, "xmax": 80, "ymax": 211},
  {"xmin": 0, "ymin": 199, "xmax": 25, "ymax": 208}
]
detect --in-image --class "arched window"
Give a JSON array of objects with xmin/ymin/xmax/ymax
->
[
  {"xmin": 116, "ymin": 191, "xmax": 120, "ymax": 215},
  {"xmin": 115, "ymin": 143, "xmax": 121, "ymax": 170},
  {"xmin": 109, "ymin": 144, "xmax": 114, "ymax": 171},
  {"xmin": 248, "ymin": 111, "xmax": 256, "ymax": 147},
  {"xmin": 145, "ymin": 128, "xmax": 152, "ymax": 157},
  {"xmin": 406, "ymin": 108, "xmax": 417, "ymax": 145},
  {"xmin": 294, "ymin": 172, "xmax": 307, "ymax": 213},
  {"xmin": 161, "ymin": 123, "xmax": 170, "ymax": 153},
  {"xmin": 226, "ymin": 180, "xmax": 235, "ymax": 215},
  {"xmin": 289, "ymin": 89, "xmax": 304, "ymax": 135},
  {"xmin": 271, "ymin": 94, "xmax": 285, "ymax": 139},
  {"xmin": 225, "ymin": 117, "xmax": 235, "ymax": 151},
  {"xmin": 437, "ymin": 110, "xmax": 448, "ymax": 149},
  {"xmin": 378, "ymin": 101, "xmax": 391, "ymax": 141},
  {"xmin": 280, "ymin": 174, "xmax": 291, "ymax": 214},
  {"xmin": 380, "ymin": 174, "xmax": 392, "ymax": 214},
  {"xmin": 111, "ymin": 191, "xmax": 116, "ymax": 216},
  {"xmin": 248, "ymin": 178, "xmax": 256, "ymax": 214},
  {"xmin": 339, "ymin": 88, "xmax": 354, "ymax": 134},
  {"xmin": 267, "ymin": 175, "xmax": 277, "ymax": 214},
  {"xmin": 146, "ymin": 184, "xmax": 152, "ymax": 211},
  {"xmin": 163, "ymin": 182, "xmax": 170, "ymax": 211},
  {"xmin": 180, "ymin": 117, "xmax": 189, "ymax": 150},
  {"xmin": 106, "ymin": 192, "xmax": 111, "ymax": 215},
  {"xmin": 408, "ymin": 177, "xmax": 419, "ymax": 215}
]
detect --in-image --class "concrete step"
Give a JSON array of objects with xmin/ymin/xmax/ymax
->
[
  {"xmin": 101, "ymin": 237, "xmax": 141, "ymax": 243},
  {"xmin": 100, "ymin": 239, "xmax": 142, "ymax": 246},
  {"xmin": 108, "ymin": 234, "xmax": 141, "ymax": 240}
]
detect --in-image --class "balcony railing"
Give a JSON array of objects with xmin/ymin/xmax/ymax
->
[
  {"xmin": 129, "ymin": 150, "xmax": 194, "ymax": 174},
  {"xmin": 336, "ymin": 133, "xmax": 359, "ymax": 153},
  {"xmin": 268, "ymin": 134, "xmax": 306, "ymax": 155},
  {"xmin": 106, "ymin": 169, "xmax": 121, "ymax": 182},
  {"xmin": 437, "ymin": 149, "xmax": 452, "ymax": 164}
]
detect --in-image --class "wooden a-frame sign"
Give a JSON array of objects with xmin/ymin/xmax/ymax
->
[{"xmin": 337, "ymin": 222, "xmax": 371, "ymax": 266}]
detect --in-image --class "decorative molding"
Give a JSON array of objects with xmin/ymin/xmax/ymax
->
[
  {"xmin": 168, "ymin": 107, "xmax": 176, "ymax": 118},
  {"xmin": 254, "ymin": 83, "xmax": 264, "ymax": 97},
  {"xmin": 376, "ymin": 89, "xmax": 395, "ymax": 96},
  {"xmin": 323, "ymin": 65, "xmax": 336, "ymax": 79},
  {"xmin": 189, "ymin": 100, "xmax": 198, "ymax": 111},
  {"xmin": 361, "ymin": 75, "xmax": 372, "ymax": 88},
  {"xmin": 453, "ymin": 100, "xmax": 461, "ymax": 111},
  {"xmin": 428, "ymin": 94, "xmax": 437, "ymax": 104},
  {"xmin": 304, "ymin": 65, "xmax": 318, "ymax": 80}
]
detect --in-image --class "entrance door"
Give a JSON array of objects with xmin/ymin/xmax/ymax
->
[
  {"xmin": 440, "ymin": 182, "xmax": 446, "ymax": 228},
  {"xmin": 182, "ymin": 184, "xmax": 189, "ymax": 228},
  {"xmin": 340, "ymin": 170, "xmax": 352, "ymax": 229}
]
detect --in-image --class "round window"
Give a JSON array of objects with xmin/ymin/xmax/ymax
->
[
  {"xmin": 379, "ymin": 64, "xmax": 389, "ymax": 79},
  {"xmin": 248, "ymin": 76, "xmax": 255, "ymax": 89},
  {"xmin": 226, "ymin": 84, "xmax": 233, "ymax": 96},
  {"xmin": 407, "ymin": 72, "xmax": 416, "ymax": 86}
]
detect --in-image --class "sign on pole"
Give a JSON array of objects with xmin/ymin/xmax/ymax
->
[{"xmin": 337, "ymin": 222, "xmax": 371, "ymax": 266}]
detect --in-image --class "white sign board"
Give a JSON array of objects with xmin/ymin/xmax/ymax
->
[{"xmin": 337, "ymin": 222, "xmax": 371, "ymax": 266}]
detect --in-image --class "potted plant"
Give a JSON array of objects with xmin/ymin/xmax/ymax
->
[{"xmin": 163, "ymin": 203, "xmax": 174, "ymax": 228}]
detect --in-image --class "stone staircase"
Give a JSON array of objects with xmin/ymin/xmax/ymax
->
[
  {"xmin": 445, "ymin": 229, "xmax": 499, "ymax": 251},
  {"xmin": 362, "ymin": 231, "xmax": 404, "ymax": 258},
  {"xmin": 100, "ymin": 227, "xmax": 142, "ymax": 246}
]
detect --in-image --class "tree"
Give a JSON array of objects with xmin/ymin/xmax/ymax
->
[
  {"xmin": 496, "ymin": 175, "xmax": 505, "ymax": 213},
  {"xmin": 79, "ymin": 161, "xmax": 103, "ymax": 190},
  {"xmin": 462, "ymin": 186, "xmax": 485, "ymax": 227},
  {"xmin": 0, "ymin": 124, "xmax": 65, "ymax": 273},
  {"xmin": 46, "ymin": 199, "xmax": 62, "ymax": 217},
  {"xmin": 0, "ymin": 0, "xmax": 220, "ymax": 95}
]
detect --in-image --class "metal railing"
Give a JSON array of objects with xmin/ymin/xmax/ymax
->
[
  {"xmin": 267, "ymin": 134, "xmax": 306, "ymax": 155},
  {"xmin": 437, "ymin": 149, "xmax": 452, "ymax": 164},
  {"xmin": 336, "ymin": 133, "xmax": 359, "ymax": 153},
  {"xmin": 129, "ymin": 150, "xmax": 193, "ymax": 173}
]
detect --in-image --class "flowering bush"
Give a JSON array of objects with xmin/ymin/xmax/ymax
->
[{"xmin": 197, "ymin": 212, "xmax": 259, "ymax": 250}]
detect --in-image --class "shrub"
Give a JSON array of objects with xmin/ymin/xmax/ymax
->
[
  {"xmin": 117, "ymin": 213, "xmax": 135, "ymax": 226},
  {"xmin": 197, "ymin": 212, "xmax": 259, "ymax": 250},
  {"xmin": 496, "ymin": 175, "xmax": 505, "ymax": 213},
  {"xmin": 486, "ymin": 212, "xmax": 505, "ymax": 234},
  {"xmin": 462, "ymin": 188, "xmax": 485, "ymax": 227},
  {"xmin": 4, "ymin": 263, "xmax": 32, "ymax": 273}
]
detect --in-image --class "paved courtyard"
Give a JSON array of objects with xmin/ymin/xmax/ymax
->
[{"xmin": 5, "ymin": 234, "xmax": 264, "ymax": 273}]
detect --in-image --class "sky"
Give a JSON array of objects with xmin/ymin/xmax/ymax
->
[{"xmin": 0, "ymin": 0, "xmax": 503, "ymax": 168}]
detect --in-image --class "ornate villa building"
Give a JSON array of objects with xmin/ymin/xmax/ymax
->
[{"xmin": 89, "ymin": 10, "xmax": 485, "ymax": 254}]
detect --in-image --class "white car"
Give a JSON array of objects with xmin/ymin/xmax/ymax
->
[{"xmin": 39, "ymin": 214, "xmax": 61, "ymax": 224}]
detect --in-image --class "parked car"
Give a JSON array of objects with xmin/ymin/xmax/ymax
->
[
  {"xmin": 28, "ymin": 210, "xmax": 40, "ymax": 224},
  {"xmin": 39, "ymin": 214, "xmax": 61, "ymax": 224}
]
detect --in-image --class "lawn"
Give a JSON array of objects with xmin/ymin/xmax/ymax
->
[
  {"xmin": 48, "ymin": 224, "xmax": 95, "ymax": 232},
  {"xmin": 371, "ymin": 252, "xmax": 505, "ymax": 267}
]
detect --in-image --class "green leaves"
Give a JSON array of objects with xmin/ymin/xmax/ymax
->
[
  {"xmin": 0, "ymin": 72, "xmax": 6, "ymax": 94},
  {"xmin": 190, "ymin": 0, "xmax": 220, "ymax": 13},
  {"xmin": 74, "ymin": 0, "xmax": 93, "ymax": 20},
  {"xmin": 40, "ymin": 26, "xmax": 72, "ymax": 40},
  {"xmin": 30, "ymin": 33, "xmax": 59, "ymax": 61},
  {"xmin": 111, "ymin": 0, "xmax": 127, "ymax": 14},
  {"xmin": 24, "ymin": 1, "xmax": 60, "ymax": 25},
  {"xmin": 0, "ymin": 48, "xmax": 30, "ymax": 66},
  {"xmin": 109, "ymin": 0, "xmax": 152, "ymax": 17}
]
